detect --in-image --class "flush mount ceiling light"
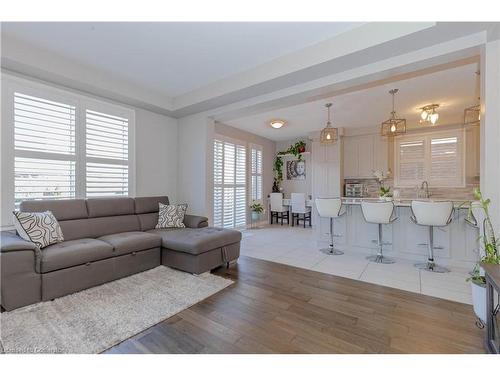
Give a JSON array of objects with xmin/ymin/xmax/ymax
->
[
  {"xmin": 269, "ymin": 119, "xmax": 286, "ymax": 129},
  {"xmin": 320, "ymin": 103, "xmax": 338, "ymax": 144},
  {"xmin": 419, "ymin": 104, "xmax": 440, "ymax": 125},
  {"xmin": 380, "ymin": 89, "xmax": 406, "ymax": 137}
]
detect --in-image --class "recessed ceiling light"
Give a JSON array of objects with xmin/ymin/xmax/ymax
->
[{"xmin": 269, "ymin": 119, "xmax": 286, "ymax": 129}]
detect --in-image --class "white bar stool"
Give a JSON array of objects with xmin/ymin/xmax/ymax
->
[
  {"xmin": 361, "ymin": 201, "xmax": 397, "ymax": 264},
  {"xmin": 315, "ymin": 198, "xmax": 345, "ymax": 255},
  {"xmin": 410, "ymin": 200, "xmax": 453, "ymax": 273}
]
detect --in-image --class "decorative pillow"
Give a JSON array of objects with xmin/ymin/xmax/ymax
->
[
  {"xmin": 156, "ymin": 203, "xmax": 188, "ymax": 229},
  {"xmin": 12, "ymin": 210, "xmax": 64, "ymax": 249}
]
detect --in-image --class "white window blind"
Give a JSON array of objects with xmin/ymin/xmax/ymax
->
[
  {"xmin": 85, "ymin": 109, "xmax": 129, "ymax": 196},
  {"xmin": 250, "ymin": 145, "xmax": 263, "ymax": 202},
  {"xmin": 395, "ymin": 129, "xmax": 464, "ymax": 188},
  {"xmin": 14, "ymin": 92, "xmax": 76, "ymax": 206},
  {"xmin": 213, "ymin": 137, "xmax": 247, "ymax": 229}
]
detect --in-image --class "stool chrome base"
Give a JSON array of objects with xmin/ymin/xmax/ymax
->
[
  {"xmin": 366, "ymin": 254, "xmax": 395, "ymax": 264},
  {"xmin": 415, "ymin": 261, "xmax": 450, "ymax": 273},
  {"xmin": 320, "ymin": 247, "xmax": 344, "ymax": 255}
]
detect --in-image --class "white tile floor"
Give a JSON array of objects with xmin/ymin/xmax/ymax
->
[{"xmin": 241, "ymin": 225, "xmax": 473, "ymax": 304}]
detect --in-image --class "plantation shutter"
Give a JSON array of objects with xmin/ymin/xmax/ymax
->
[
  {"xmin": 395, "ymin": 129, "xmax": 464, "ymax": 187},
  {"xmin": 429, "ymin": 135, "xmax": 462, "ymax": 187},
  {"xmin": 250, "ymin": 145, "xmax": 263, "ymax": 202},
  {"xmin": 14, "ymin": 92, "xmax": 76, "ymax": 206},
  {"xmin": 396, "ymin": 139, "xmax": 425, "ymax": 186},
  {"xmin": 213, "ymin": 137, "xmax": 247, "ymax": 229},
  {"xmin": 85, "ymin": 109, "xmax": 129, "ymax": 197}
]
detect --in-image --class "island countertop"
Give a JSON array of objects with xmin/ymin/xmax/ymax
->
[{"xmin": 340, "ymin": 197, "xmax": 473, "ymax": 208}]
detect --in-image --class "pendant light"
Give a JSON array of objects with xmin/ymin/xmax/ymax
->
[
  {"xmin": 380, "ymin": 89, "xmax": 406, "ymax": 136},
  {"xmin": 464, "ymin": 70, "xmax": 481, "ymax": 125},
  {"xmin": 320, "ymin": 103, "xmax": 338, "ymax": 144}
]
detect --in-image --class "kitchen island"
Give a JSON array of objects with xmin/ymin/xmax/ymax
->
[{"xmin": 314, "ymin": 197, "xmax": 480, "ymax": 269}]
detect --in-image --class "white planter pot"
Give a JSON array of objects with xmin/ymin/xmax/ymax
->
[
  {"xmin": 251, "ymin": 212, "xmax": 261, "ymax": 221},
  {"xmin": 471, "ymin": 281, "xmax": 487, "ymax": 323}
]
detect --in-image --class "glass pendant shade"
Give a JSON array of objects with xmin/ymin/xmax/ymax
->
[
  {"xmin": 320, "ymin": 103, "xmax": 338, "ymax": 144},
  {"xmin": 380, "ymin": 89, "xmax": 406, "ymax": 136},
  {"xmin": 429, "ymin": 111, "xmax": 439, "ymax": 125}
]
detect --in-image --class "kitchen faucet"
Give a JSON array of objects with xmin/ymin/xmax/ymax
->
[{"xmin": 420, "ymin": 180, "xmax": 430, "ymax": 198}]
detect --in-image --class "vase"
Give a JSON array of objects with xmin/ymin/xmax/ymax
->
[
  {"xmin": 471, "ymin": 281, "xmax": 486, "ymax": 323},
  {"xmin": 251, "ymin": 211, "xmax": 261, "ymax": 221}
]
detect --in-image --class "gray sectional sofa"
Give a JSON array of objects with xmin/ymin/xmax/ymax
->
[{"xmin": 0, "ymin": 196, "xmax": 241, "ymax": 311}]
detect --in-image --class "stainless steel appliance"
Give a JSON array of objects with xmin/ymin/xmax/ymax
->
[{"xmin": 345, "ymin": 182, "xmax": 365, "ymax": 197}]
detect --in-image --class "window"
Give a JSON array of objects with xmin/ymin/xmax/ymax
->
[
  {"xmin": 394, "ymin": 129, "xmax": 464, "ymax": 187},
  {"xmin": 14, "ymin": 93, "xmax": 77, "ymax": 207},
  {"xmin": 213, "ymin": 137, "xmax": 246, "ymax": 229},
  {"xmin": 7, "ymin": 78, "xmax": 134, "ymax": 214},
  {"xmin": 250, "ymin": 145, "xmax": 263, "ymax": 203},
  {"xmin": 85, "ymin": 110, "xmax": 129, "ymax": 196}
]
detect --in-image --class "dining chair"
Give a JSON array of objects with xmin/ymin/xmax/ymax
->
[
  {"xmin": 270, "ymin": 193, "xmax": 289, "ymax": 225},
  {"xmin": 291, "ymin": 193, "xmax": 311, "ymax": 228}
]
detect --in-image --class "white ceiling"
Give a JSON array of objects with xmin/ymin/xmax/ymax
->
[
  {"xmin": 223, "ymin": 63, "xmax": 480, "ymax": 141},
  {"xmin": 1, "ymin": 22, "xmax": 363, "ymax": 97}
]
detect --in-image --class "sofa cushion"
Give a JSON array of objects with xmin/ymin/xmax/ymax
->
[
  {"xmin": 147, "ymin": 227, "xmax": 242, "ymax": 255},
  {"xmin": 41, "ymin": 238, "xmax": 114, "ymax": 273},
  {"xmin": 134, "ymin": 196, "xmax": 169, "ymax": 214},
  {"xmin": 98, "ymin": 231, "xmax": 161, "ymax": 256},
  {"xmin": 156, "ymin": 203, "xmax": 187, "ymax": 229},
  {"xmin": 86, "ymin": 197, "xmax": 135, "ymax": 218},
  {"xmin": 13, "ymin": 210, "xmax": 64, "ymax": 249},
  {"xmin": 20, "ymin": 199, "xmax": 88, "ymax": 220}
]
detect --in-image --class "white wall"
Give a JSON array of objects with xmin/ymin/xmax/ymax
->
[
  {"xmin": 135, "ymin": 109, "xmax": 179, "ymax": 201},
  {"xmin": 177, "ymin": 114, "xmax": 214, "ymax": 217},
  {"xmin": 480, "ymin": 39, "xmax": 500, "ymax": 229}
]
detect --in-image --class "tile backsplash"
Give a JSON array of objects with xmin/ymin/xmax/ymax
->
[{"xmin": 344, "ymin": 177, "xmax": 479, "ymax": 201}]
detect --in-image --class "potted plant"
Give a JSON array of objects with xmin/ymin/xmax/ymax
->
[
  {"xmin": 373, "ymin": 169, "xmax": 392, "ymax": 200},
  {"xmin": 250, "ymin": 201, "xmax": 264, "ymax": 222},
  {"xmin": 463, "ymin": 188, "xmax": 500, "ymax": 325}
]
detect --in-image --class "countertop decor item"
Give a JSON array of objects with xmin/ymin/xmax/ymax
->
[
  {"xmin": 373, "ymin": 169, "xmax": 392, "ymax": 199},
  {"xmin": 319, "ymin": 103, "xmax": 338, "ymax": 144},
  {"xmin": 380, "ymin": 89, "xmax": 406, "ymax": 136}
]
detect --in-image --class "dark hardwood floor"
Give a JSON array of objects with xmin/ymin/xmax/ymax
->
[{"xmin": 105, "ymin": 256, "xmax": 485, "ymax": 354}]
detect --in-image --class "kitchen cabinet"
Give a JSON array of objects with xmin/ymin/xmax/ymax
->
[{"xmin": 343, "ymin": 133, "xmax": 388, "ymax": 178}]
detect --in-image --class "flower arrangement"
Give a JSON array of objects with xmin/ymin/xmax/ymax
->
[{"xmin": 373, "ymin": 169, "xmax": 392, "ymax": 198}]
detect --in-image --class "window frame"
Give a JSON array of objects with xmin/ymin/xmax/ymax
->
[
  {"xmin": 394, "ymin": 128, "xmax": 466, "ymax": 188},
  {"xmin": 1, "ymin": 74, "xmax": 136, "ymax": 228}
]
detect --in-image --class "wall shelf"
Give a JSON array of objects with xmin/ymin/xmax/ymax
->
[{"xmin": 278, "ymin": 152, "xmax": 310, "ymax": 157}]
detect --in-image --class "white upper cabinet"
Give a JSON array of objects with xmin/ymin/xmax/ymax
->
[{"xmin": 343, "ymin": 133, "xmax": 388, "ymax": 179}]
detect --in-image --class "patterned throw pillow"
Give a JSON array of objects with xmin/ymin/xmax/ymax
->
[
  {"xmin": 156, "ymin": 203, "xmax": 188, "ymax": 229},
  {"xmin": 12, "ymin": 210, "xmax": 64, "ymax": 249}
]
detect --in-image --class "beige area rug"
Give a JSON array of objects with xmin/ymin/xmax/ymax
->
[{"xmin": 0, "ymin": 266, "xmax": 233, "ymax": 354}]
